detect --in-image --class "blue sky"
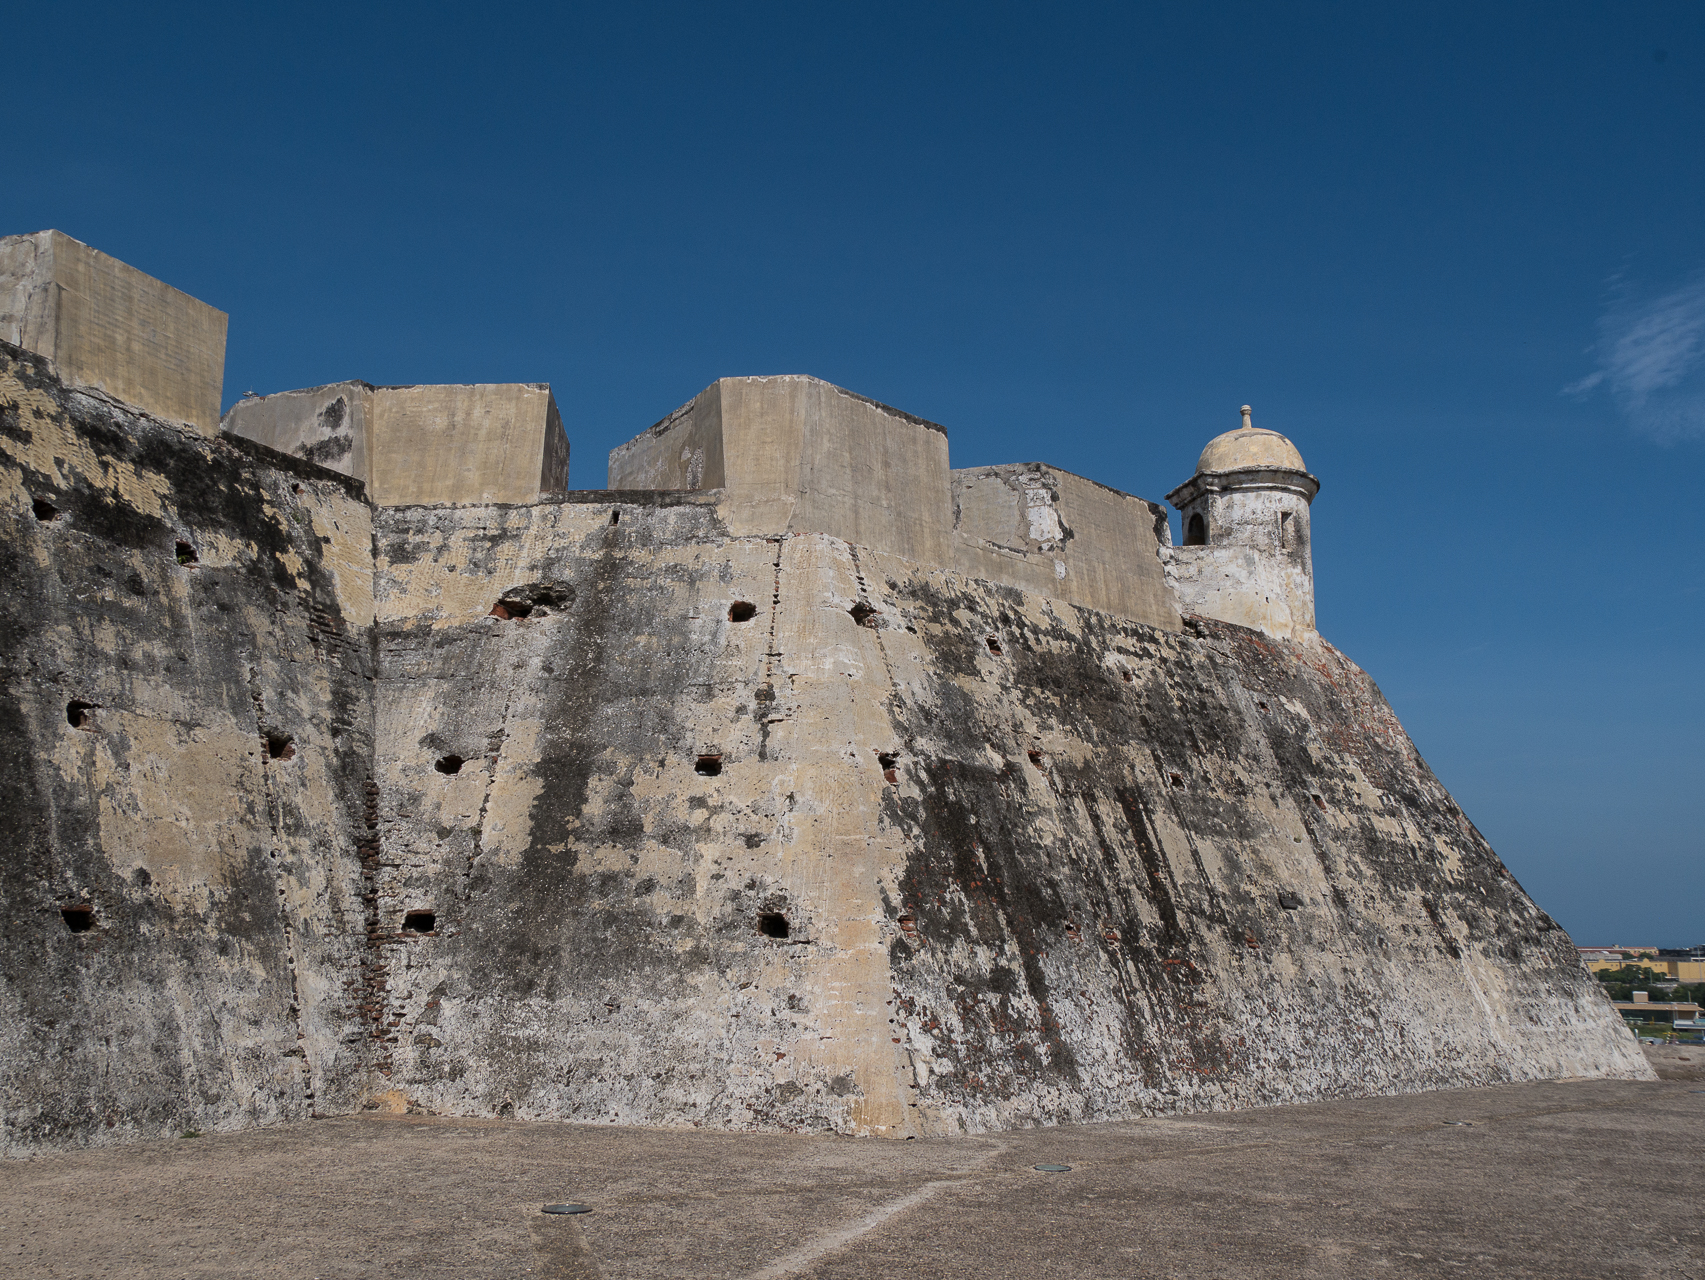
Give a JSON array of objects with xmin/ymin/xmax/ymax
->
[{"xmin": 7, "ymin": 1, "xmax": 1701, "ymax": 945}]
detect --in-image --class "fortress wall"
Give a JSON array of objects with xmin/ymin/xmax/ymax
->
[
  {"xmin": 366, "ymin": 383, "xmax": 567, "ymax": 506},
  {"xmin": 347, "ymin": 494, "xmax": 1646, "ymax": 1136},
  {"xmin": 0, "ymin": 232, "xmax": 227, "ymax": 435},
  {"xmin": 952, "ymin": 463, "xmax": 1181, "ymax": 633},
  {"xmin": 865, "ymin": 589, "xmax": 1645, "ymax": 1127},
  {"xmin": 367, "ymin": 498, "xmax": 917, "ymax": 1133},
  {"xmin": 0, "ymin": 336, "xmax": 1650, "ymax": 1153},
  {"xmin": 0, "ymin": 341, "xmax": 376, "ymax": 1152},
  {"xmin": 222, "ymin": 382, "xmax": 569, "ymax": 507}
]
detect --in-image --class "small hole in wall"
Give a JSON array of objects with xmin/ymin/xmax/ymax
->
[
  {"xmin": 265, "ymin": 731, "xmax": 296, "ymax": 761},
  {"xmin": 1028, "ymin": 749, "xmax": 1044, "ymax": 767},
  {"xmin": 1184, "ymin": 513, "xmax": 1207, "ymax": 546},
  {"xmin": 1311, "ymin": 793, "xmax": 1326, "ymax": 811},
  {"xmin": 1168, "ymin": 771, "xmax": 1185, "ymax": 789},
  {"xmin": 986, "ymin": 636, "xmax": 1003, "ymax": 657},
  {"xmin": 877, "ymin": 751, "xmax": 899, "ymax": 784},
  {"xmin": 757, "ymin": 913, "xmax": 790, "ymax": 939},
  {"xmin": 1120, "ymin": 670, "xmax": 1133, "ymax": 683},
  {"xmin": 1257, "ymin": 700, "xmax": 1269, "ymax": 711},
  {"xmin": 66, "ymin": 700, "xmax": 98, "ymax": 729},
  {"xmin": 695, "ymin": 755, "xmax": 723, "ymax": 777},
  {"xmin": 402, "ymin": 910, "xmax": 436, "ymax": 934},
  {"xmin": 175, "ymin": 541, "xmax": 198, "ymax": 565},
  {"xmin": 728, "ymin": 601, "xmax": 757, "ymax": 623},
  {"xmin": 849, "ymin": 602, "xmax": 878, "ymax": 628},
  {"xmin": 32, "ymin": 498, "xmax": 59, "ymax": 522},
  {"xmin": 291, "ymin": 483, "xmax": 302, "ymax": 494},
  {"xmin": 435, "ymin": 755, "xmax": 464, "ymax": 775},
  {"xmin": 610, "ymin": 509, "xmax": 620, "ymax": 525},
  {"xmin": 61, "ymin": 905, "xmax": 95, "ymax": 933}
]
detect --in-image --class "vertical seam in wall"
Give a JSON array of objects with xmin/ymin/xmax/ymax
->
[
  {"xmin": 846, "ymin": 545, "xmax": 899, "ymax": 692},
  {"xmin": 246, "ymin": 672, "xmax": 314, "ymax": 1114},
  {"xmin": 357, "ymin": 770, "xmax": 394, "ymax": 1087},
  {"xmin": 1144, "ymin": 739, "xmax": 1230, "ymax": 927},
  {"xmin": 464, "ymin": 717, "xmax": 510, "ymax": 894},
  {"xmin": 843, "ymin": 540, "xmax": 924, "ymax": 1134},
  {"xmin": 762, "ymin": 537, "xmax": 784, "ymax": 682}
]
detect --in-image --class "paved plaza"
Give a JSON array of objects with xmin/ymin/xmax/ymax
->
[{"xmin": 3, "ymin": 1058, "xmax": 1701, "ymax": 1279}]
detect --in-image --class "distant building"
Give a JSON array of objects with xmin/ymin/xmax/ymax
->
[
  {"xmin": 1614, "ymin": 995, "xmax": 1702, "ymax": 1027},
  {"xmin": 1585, "ymin": 956, "xmax": 1705, "ymax": 983}
]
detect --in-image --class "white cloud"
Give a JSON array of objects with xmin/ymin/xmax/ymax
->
[{"xmin": 1567, "ymin": 271, "xmax": 1705, "ymax": 442}]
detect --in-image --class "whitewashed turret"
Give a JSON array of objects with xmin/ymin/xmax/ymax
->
[{"xmin": 1163, "ymin": 406, "xmax": 1320, "ymax": 640}]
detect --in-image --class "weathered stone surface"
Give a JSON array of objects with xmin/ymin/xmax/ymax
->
[
  {"xmin": 0, "ymin": 332, "xmax": 1649, "ymax": 1156},
  {"xmin": 222, "ymin": 380, "xmax": 570, "ymax": 506},
  {"xmin": 0, "ymin": 341, "xmax": 372, "ymax": 1150},
  {"xmin": 357, "ymin": 505, "xmax": 1643, "ymax": 1137},
  {"xmin": 0, "ymin": 232, "xmax": 227, "ymax": 435}
]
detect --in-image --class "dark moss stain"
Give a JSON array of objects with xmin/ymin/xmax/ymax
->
[
  {"xmin": 0, "ymin": 344, "xmax": 376, "ymax": 1147},
  {"xmin": 426, "ymin": 508, "xmax": 731, "ymax": 1008}
]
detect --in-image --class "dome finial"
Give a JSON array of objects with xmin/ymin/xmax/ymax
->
[{"xmin": 1240, "ymin": 405, "xmax": 1253, "ymax": 430}]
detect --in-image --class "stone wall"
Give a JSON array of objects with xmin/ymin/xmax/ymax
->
[
  {"xmin": 0, "ymin": 339, "xmax": 1651, "ymax": 1154},
  {"xmin": 953, "ymin": 463, "xmax": 1179, "ymax": 633},
  {"xmin": 0, "ymin": 341, "xmax": 373, "ymax": 1152},
  {"xmin": 0, "ymin": 232, "xmax": 227, "ymax": 435},
  {"xmin": 609, "ymin": 375, "xmax": 954, "ymax": 564},
  {"xmin": 222, "ymin": 381, "xmax": 570, "ymax": 507},
  {"xmin": 351, "ymin": 502, "xmax": 1646, "ymax": 1136}
]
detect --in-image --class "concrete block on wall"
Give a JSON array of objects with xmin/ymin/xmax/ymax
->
[
  {"xmin": 224, "ymin": 381, "xmax": 569, "ymax": 506},
  {"xmin": 0, "ymin": 230, "xmax": 227, "ymax": 434},
  {"xmin": 608, "ymin": 375, "xmax": 953, "ymax": 563}
]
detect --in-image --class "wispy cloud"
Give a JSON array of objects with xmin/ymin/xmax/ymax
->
[{"xmin": 1566, "ymin": 270, "xmax": 1705, "ymax": 442}]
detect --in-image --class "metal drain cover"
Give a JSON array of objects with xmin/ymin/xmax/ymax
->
[
  {"xmin": 543, "ymin": 1203, "xmax": 593, "ymax": 1215},
  {"xmin": 1033, "ymin": 1163, "xmax": 1073, "ymax": 1172}
]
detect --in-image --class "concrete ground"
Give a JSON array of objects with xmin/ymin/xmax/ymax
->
[
  {"xmin": 1641, "ymin": 1041, "xmax": 1705, "ymax": 1082},
  {"xmin": 3, "ymin": 1070, "xmax": 1701, "ymax": 1279}
]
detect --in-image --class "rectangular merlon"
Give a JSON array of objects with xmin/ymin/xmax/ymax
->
[
  {"xmin": 223, "ymin": 381, "xmax": 569, "ymax": 506},
  {"xmin": 609, "ymin": 375, "xmax": 952, "ymax": 564},
  {"xmin": 0, "ymin": 230, "xmax": 227, "ymax": 434}
]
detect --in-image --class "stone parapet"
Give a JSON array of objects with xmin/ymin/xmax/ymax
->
[
  {"xmin": 609, "ymin": 375, "xmax": 953, "ymax": 564},
  {"xmin": 953, "ymin": 463, "xmax": 1179, "ymax": 632},
  {"xmin": 0, "ymin": 230, "xmax": 227, "ymax": 434},
  {"xmin": 223, "ymin": 381, "xmax": 569, "ymax": 506},
  {"xmin": 611, "ymin": 377, "xmax": 1184, "ymax": 631}
]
